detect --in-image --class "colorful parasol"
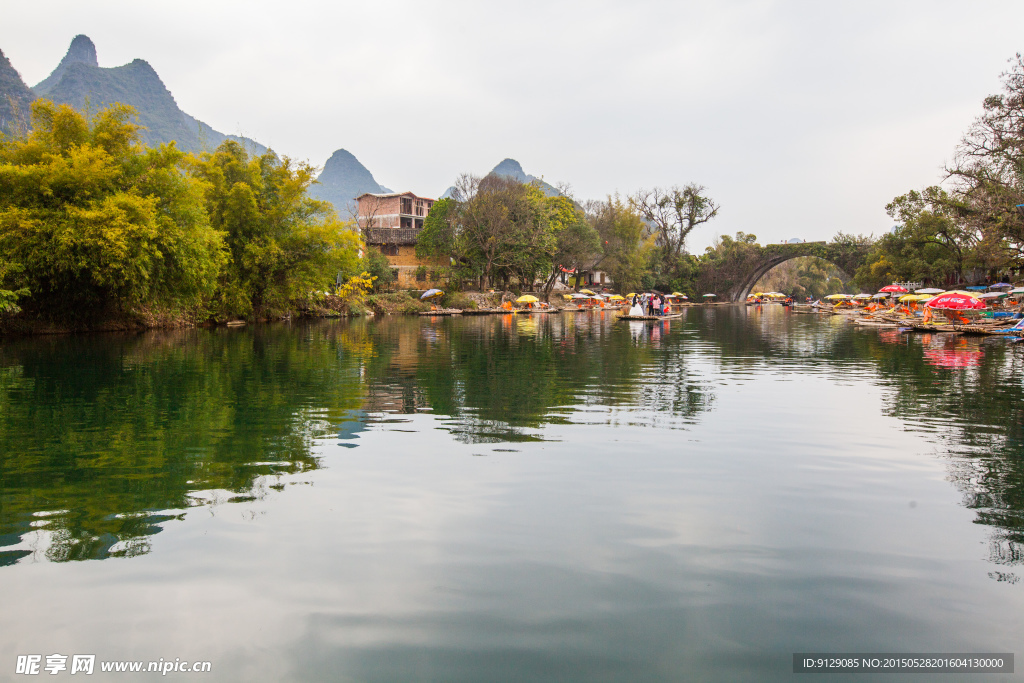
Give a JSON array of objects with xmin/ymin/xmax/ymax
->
[{"xmin": 925, "ymin": 292, "xmax": 985, "ymax": 310}]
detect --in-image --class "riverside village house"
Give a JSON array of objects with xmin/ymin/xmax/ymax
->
[{"xmin": 356, "ymin": 191, "xmax": 445, "ymax": 289}]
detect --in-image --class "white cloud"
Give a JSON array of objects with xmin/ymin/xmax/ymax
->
[{"xmin": 3, "ymin": 0, "xmax": 1022, "ymax": 249}]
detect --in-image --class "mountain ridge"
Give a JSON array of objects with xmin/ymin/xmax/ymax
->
[
  {"xmin": 309, "ymin": 148, "xmax": 391, "ymax": 218},
  {"xmin": 28, "ymin": 35, "xmax": 265, "ymax": 155},
  {"xmin": 440, "ymin": 158, "xmax": 562, "ymax": 199},
  {"xmin": 33, "ymin": 34, "xmax": 98, "ymax": 97},
  {"xmin": 0, "ymin": 47, "xmax": 34, "ymax": 134}
]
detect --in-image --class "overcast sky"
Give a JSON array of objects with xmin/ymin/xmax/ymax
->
[{"xmin": 4, "ymin": 0, "xmax": 1024, "ymax": 250}]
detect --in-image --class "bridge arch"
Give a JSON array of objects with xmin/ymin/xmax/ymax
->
[{"xmin": 698, "ymin": 240, "xmax": 874, "ymax": 302}]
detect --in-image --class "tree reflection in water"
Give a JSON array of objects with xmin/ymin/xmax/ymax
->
[
  {"xmin": 705, "ymin": 306, "xmax": 1024, "ymax": 572},
  {"xmin": 2, "ymin": 309, "xmax": 1023, "ymax": 571}
]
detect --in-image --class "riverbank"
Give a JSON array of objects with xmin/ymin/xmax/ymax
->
[{"xmin": 0, "ymin": 289, "xmax": 733, "ymax": 337}]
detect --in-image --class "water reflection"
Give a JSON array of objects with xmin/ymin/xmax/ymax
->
[
  {"xmin": 356, "ymin": 313, "xmax": 715, "ymax": 441},
  {"xmin": 0, "ymin": 315, "xmax": 717, "ymax": 563},
  {"xmin": 0, "ymin": 326, "xmax": 366, "ymax": 564},
  {"xmin": 1, "ymin": 309, "xmax": 1024, "ymax": 573},
  {"xmin": 682, "ymin": 305, "xmax": 1024, "ymax": 571}
]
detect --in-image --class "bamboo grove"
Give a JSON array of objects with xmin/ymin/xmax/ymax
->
[{"xmin": 0, "ymin": 100, "xmax": 365, "ymax": 328}]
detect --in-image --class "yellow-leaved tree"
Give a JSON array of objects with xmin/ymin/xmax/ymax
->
[
  {"xmin": 0, "ymin": 100, "xmax": 226, "ymax": 323},
  {"xmin": 188, "ymin": 141, "xmax": 363, "ymax": 320}
]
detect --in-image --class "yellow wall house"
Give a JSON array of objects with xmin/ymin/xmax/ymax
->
[{"xmin": 355, "ymin": 191, "xmax": 446, "ymax": 289}]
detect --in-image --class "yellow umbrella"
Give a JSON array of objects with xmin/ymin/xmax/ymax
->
[
  {"xmin": 578, "ymin": 289, "xmax": 597, "ymax": 296},
  {"xmin": 562, "ymin": 294, "xmax": 574, "ymax": 301},
  {"xmin": 671, "ymin": 291, "xmax": 685, "ymax": 297},
  {"xmin": 608, "ymin": 294, "xmax": 625, "ymax": 301},
  {"xmin": 751, "ymin": 292, "xmax": 765, "ymax": 297},
  {"xmin": 626, "ymin": 292, "xmax": 636, "ymax": 298},
  {"xmin": 825, "ymin": 293, "xmax": 851, "ymax": 300},
  {"xmin": 516, "ymin": 294, "xmax": 539, "ymax": 304},
  {"xmin": 899, "ymin": 293, "xmax": 933, "ymax": 302}
]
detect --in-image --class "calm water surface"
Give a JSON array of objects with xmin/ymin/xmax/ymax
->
[{"xmin": 1, "ymin": 307, "xmax": 1022, "ymax": 681}]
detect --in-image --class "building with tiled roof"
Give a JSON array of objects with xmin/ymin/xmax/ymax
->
[{"xmin": 356, "ymin": 192, "xmax": 444, "ymax": 289}]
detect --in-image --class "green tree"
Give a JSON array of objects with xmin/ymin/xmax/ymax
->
[
  {"xmin": 540, "ymin": 195, "xmax": 601, "ymax": 300},
  {"xmin": 631, "ymin": 184, "xmax": 720, "ymax": 260},
  {"xmin": 756, "ymin": 257, "xmax": 846, "ymax": 298},
  {"xmin": 0, "ymin": 259, "xmax": 29, "ymax": 316},
  {"xmin": 949, "ymin": 54, "xmax": 1024, "ymax": 268},
  {"xmin": 419, "ymin": 174, "xmax": 558, "ymax": 291},
  {"xmin": 854, "ymin": 187, "xmax": 974, "ymax": 290},
  {"xmin": 695, "ymin": 231, "xmax": 761, "ymax": 296},
  {"xmin": 362, "ymin": 248, "xmax": 396, "ymax": 292},
  {"xmin": 587, "ymin": 196, "xmax": 653, "ymax": 294},
  {"xmin": 0, "ymin": 100, "xmax": 225, "ymax": 322},
  {"xmin": 189, "ymin": 141, "xmax": 361, "ymax": 319},
  {"xmin": 416, "ymin": 196, "xmax": 476, "ymax": 289}
]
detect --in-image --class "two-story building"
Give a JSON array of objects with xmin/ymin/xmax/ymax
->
[{"xmin": 356, "ymin": 191, "xmax": 444, "ymax": 288}]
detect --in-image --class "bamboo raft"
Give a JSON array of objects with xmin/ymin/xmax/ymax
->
[
  {"xmin": 617, "ymin": 313, "xmax": 683, "ymax": 321},
  {"xmin": 418, "ymin": 309, "xmax": 462, "ymax": 316},
  {"xmin": 460, "ymin": 308, "xmax": 509, "ymax": 315},
  {"xmin": 907, "ymin": 322, "xmax": 1020, "ymax": 335}
]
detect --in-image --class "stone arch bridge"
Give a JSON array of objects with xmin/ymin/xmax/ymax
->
[{"xmin": 699, "ymin": 240, "xmax": 874, "ymax": 302}]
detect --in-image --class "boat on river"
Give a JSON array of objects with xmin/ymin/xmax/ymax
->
[
  {"xmin": 617, "ymin": 313, "xmax": 683, "ymax": 321},
  {"xmin": 419, "ymin": 308, "xmax": 463, "ymax": 316}
]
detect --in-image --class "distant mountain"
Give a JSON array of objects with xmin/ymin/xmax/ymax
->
[
  {"xmin": 491, "ymin": 158, "xmax": 561, "ymax": 196},
  {"xmin": 0, "ymin": 48, "xmax": 34, "ymax": 135},
  {"xmin": 33, "ymin": 34, "xmax": 97, "ymax": 97},
  {"xmin": 30, "ymin": 35, "xmax": 265, "ymax": 155},
  {"xmin": 309, "ymin": 148, "xmax": 391, "ymax": 217},
  {"xmin": 441, "ymin": 158, "xmax": 561, "ymax": 199}
]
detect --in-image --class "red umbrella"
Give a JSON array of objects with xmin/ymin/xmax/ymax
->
[
  {"xmin": 924, "ymin": 292, "xmax": 985, "ymax": 310},
  {"xmin": 878, "ymin": 284, "xmax": 909, "ymax": 293}
]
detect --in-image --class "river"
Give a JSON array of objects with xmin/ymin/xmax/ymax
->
[{"xmin": 1, "ymin": 306, "xmax": 1021, "ymax": 681}]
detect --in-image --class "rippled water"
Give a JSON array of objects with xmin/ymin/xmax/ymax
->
[{"xmin": 1, "ymin": 307, "xmax": 1022, "ymax": 681}]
